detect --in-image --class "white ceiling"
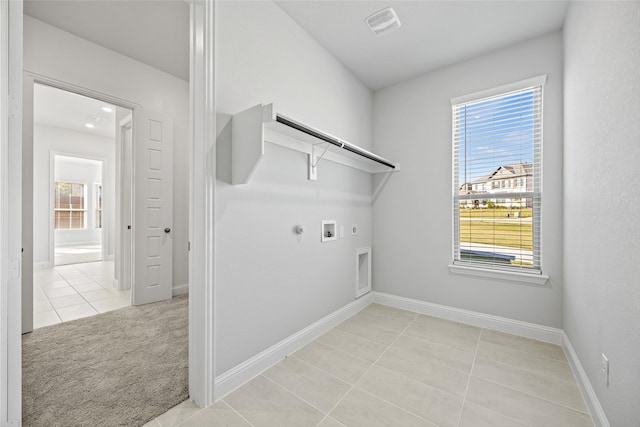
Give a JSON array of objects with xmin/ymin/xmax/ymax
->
[
  {"xmin": 24, "ymin": 1, "xmax": 568, "ymax": 91},
  {"xmin": 34, "ymin": 83, "xmax": 117, "ymax": 139},
  {"xmin": 23, "ymin": 0, "xmax": 190, "ymax": 81},
  {"xmin": 275, "ymin": 1, "xmax": 569, "ymax": 89}
]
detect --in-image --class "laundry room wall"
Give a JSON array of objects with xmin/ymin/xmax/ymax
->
[{"xmin": 215, "ymin": 1, "xmax": 375, "ymax": 375}]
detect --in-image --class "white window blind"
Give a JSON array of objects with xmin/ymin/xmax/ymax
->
[
  {"xmin": 452, "ymin": 78, "xmax": 543, "ymax": 273},
  {"xmin": 54, "ymin": 182, "xmax": 86, "ymax": 229}
]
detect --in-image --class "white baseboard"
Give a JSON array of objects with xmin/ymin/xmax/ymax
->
[
  {"xmin": 55, "ymin": 240, "xmax": 101, "ymax": 247},
  {"xmin": 214, "ymin": 293, "xmax": 373, "ymax": 400},
  {"xmin": 563, "ymin": 332, "xmax": 610, "ymax": 427},
  {"xmin": 172, "ymin": 283, "xmax": 189, "ymax": 296},
  {"xmin": 33, "ymin": 261, "xmax": 53, "ymax": 270},
  {"xmin": 372, "ymin": 292, "xmax": 563, "ymax": 345}
]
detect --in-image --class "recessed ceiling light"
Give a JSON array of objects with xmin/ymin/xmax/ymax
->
[
  {"xmin": 85, "ymin": 123, "xmax": 95, "ymax": 129},
  {"xmin": 101, "ymin": 106, "xmax": 113, "ymax": 113},
  {"xmin": 365, "ymin": 7, "xmax": 402, "ymax": 37}
]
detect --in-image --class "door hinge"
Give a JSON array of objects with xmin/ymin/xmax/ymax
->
[
  {"xmin": 188, "ymin": 241, "xmax": 191, "ymax": 251},
  {"xmin": 127, "ymin": 225, "xmax": 131, "ymax": 230}
]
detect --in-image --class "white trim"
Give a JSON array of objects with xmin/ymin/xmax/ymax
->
[
  {"xmin": 172, "ymin": 283, "xmax": 189, "ymax": 297},
  {"xmin": 33, "ymin": 261, "xmax": 52, "ymax": 270},
  {"xmin": 448, "ymin": 263, "xmax": 549, "ymax": 286},
  {"xmin": 188, "ymin": 0, "xmax": 216, "ymax": 408},
  {"xmin": 563, "ymin": 332, "xmax": 610, "ymax": 427},
  {"xmin": 2, "ymin": 0, "xmax": 21, "ymax": 423},
  {"xmin": 372, "ymin": 292, "xmax": 563, "ymax": 344},
  {"xmin": 450, "ymin": 74, "xmax": 547, "ymax": 105},
  {"xmin": 214, "ymin": 294, "xmax": 372, "ymax": 400}
]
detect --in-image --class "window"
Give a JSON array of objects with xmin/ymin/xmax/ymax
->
[
  {"xmin": 54, "ymin": 182, "xmax": 86, "ymax": 229},
  {"xmin": 452, "ymin": 77, "xmax": 544, "ymax": 274},
  {"xmin": 95, "ymin": 184, "xmax": 103, "ymax": 229}
]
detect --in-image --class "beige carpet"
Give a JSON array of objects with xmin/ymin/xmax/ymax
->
[{"xmin": 23, "ymin": 295, "xmax": 188, "ymax": 427}]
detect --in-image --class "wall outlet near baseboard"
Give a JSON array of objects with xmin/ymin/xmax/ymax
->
[{"xmin": 601, "ymin": 353, "xmax": 609, "ymax": 386}]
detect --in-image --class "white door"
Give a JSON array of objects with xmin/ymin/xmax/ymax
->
[{"xmin": 132, "ymin": 111, "xmax": 173, "ymax": 305}]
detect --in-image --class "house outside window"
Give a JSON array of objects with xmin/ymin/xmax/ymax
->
[
  {"xmin": 54, "ymin": 182, "xmax": 86, "ymax": 229},
  {"xmin": 452, "ymin": 76, "xmax": 545, "ymax": 274}
]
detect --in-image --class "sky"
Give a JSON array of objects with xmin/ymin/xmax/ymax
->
[{"xmin": 456, "ymin": 88, "xmax": 537, "ymax": 186}]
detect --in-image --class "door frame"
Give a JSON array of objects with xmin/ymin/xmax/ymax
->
[
  {"xmin": 22, "ymin": 74, "xmax": 137, "ymax": 334},
  {"xmin": 1, "ymin": 1, "xmax": 216, "ymax": 422},
  {"xmin": 116, "ymin": 114, "xmax": 133, "ymax": 292},
  {"xmin": 188, "ymin": 0, "xmax": 216, "ymax": 407},
  {"xmin": 1, "ymin": 0, "xmax": 22, "ymax": 424}
]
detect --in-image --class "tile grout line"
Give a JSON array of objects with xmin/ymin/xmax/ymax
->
[
  {"xmin": 455, "ymin": 327, "xmax": 482, "ymax": 427},
  {"xmin": 461, "ymin": 400, "xmax": 534, "ymax": 427},
  {"xmin": 480, "ymin": 338, "xmax": 569, "ymax": 365},
  {"xmin": 466, "ymin": 331, "xmax": 592, "ymax": 422},
  {"xmin": 260, "ymin": 374, "xmax": 332, "ymax": 421},
  {"xmin": 311, "ymin": 307, "xmax": 477, "ymax": 425},
  {"xmin": 304, "ymin": 337, "xmax": 467, "ymax": 404},
  {"xmin": 218, "ymin": 399, "xmax": 256, "ymax": 427},
  {"xmin": 316, "ymin": 310, "xmax": 426, "ymax": 426},
  {"xmin": 469, "ymin": 374, "xmax": 592, "ymax": 416},
  {"xmin": 473, "ymin": 352, "xmax": 582, "ymax": 386}
]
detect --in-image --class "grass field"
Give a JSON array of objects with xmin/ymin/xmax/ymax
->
[
  {"xmin": 459, "ymin": 221, "xmax": 533, "ymax": 250},
  {"xmin": 459, "ymin": 208, "xmax": 532, "ymax": 218}
]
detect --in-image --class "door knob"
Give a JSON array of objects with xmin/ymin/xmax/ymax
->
[{"xmin": 164, "ymin": 227, "xmax": 171, "ymax": 233}]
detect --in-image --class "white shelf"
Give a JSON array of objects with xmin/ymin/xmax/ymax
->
[{"xmin": 230, "ymin": 103, "xmax": 399, "ymax": 185}]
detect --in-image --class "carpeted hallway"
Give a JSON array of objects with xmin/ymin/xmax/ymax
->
[{"xmin": 23, "ymin": 295, "xmax": 188, "ymax": 427}]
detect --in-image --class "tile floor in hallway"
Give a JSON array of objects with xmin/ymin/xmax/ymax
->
[
  {"xmin": 144, "ymin": 303, "xmax": 594, "ymax": 427},
  {"xmin": 33, "ymin": 261, "xmax": 131, "ymax": 328}
]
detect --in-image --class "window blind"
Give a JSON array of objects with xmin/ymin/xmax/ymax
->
[{"xmin": 452, "ymin": 81, "xmax": 543, "ymax": 272}]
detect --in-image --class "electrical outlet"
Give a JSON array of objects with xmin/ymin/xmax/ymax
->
[{"xmin": 601, "ymin": 353, "xmax": 609, "ymax": 386}]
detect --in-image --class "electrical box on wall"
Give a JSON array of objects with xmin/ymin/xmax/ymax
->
[{"xmin": 321, "ymin": 220, "xmax": 337, "ymax": 242}]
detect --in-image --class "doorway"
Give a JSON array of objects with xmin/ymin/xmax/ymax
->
[{"xmin": 31, "ymin": 83, "xmax": 133, "ymax": 329}]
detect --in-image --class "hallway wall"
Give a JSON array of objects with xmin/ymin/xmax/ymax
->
[{"xmin": 24, "ymin": 16, "xmax": 189, "ymax": 290}]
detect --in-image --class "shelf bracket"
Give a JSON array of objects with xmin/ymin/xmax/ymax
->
[{"xmin": 308, "ymin": 142, "xmax": 331, "ymax": 181}]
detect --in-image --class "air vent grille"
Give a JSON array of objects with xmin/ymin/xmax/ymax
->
[{"xmin": 365, "ymin": 7, "xmax": 401, "ymax": 37}]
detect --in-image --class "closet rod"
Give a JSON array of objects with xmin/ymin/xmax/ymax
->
[{"xmin": 275, "ymin": 115, "xmax": 397, "ymax": 169}]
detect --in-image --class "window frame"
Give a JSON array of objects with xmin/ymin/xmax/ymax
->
[
  {"xmin": 449, "ymin": 75, "xmax": 549, "ymax": 285},
  {"xmin": 95, "ymin": 183, "xmax": 103, "ymax": 229},
  {"xmin": 54, "ymin": 181, "xmax": 87, "ymax": 230}
]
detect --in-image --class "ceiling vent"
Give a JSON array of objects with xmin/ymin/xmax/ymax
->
[{"xmin": 365, "ymin": 7, "xmax": 401, "ymax": 37}]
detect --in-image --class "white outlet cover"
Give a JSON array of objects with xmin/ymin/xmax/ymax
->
[{"xmin": 339, "ymin": 225, "xmax": 344, "ymax": 238}]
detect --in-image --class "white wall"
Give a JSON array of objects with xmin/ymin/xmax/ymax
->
[
  {"xmin": 563, "ymin": 3, "xmax": 640, "ymax": 426},
  {"xmin": 53, "ymin": 156, "xmax": 103, "ymax": 247},
  {"xmin": 24, "ymin": 16, "xmax": 189, "ymax": 289},
  {"xmin": 33, "ymin": 125, "xmax": 115, "ymax": 264},
  {"xmin": 215, "ymin": 1, "xmax": 374, "ymax": 374},
  {"xmin": 372, "ymin": 32, "xmax": 564, "ymax": 327}
]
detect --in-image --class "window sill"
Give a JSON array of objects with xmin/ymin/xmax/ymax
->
[{"xmin": 448, "ymin": 264, "xmax": 549, "ymax": 286}]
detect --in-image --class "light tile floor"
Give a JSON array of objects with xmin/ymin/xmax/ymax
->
[
  {"xmin": 145, "ymin": 303, "xmax": 594, "ymax": 427},
  {"xmin": 33, "ymin": 261, "xmax": 131, "ymax": 328}
]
